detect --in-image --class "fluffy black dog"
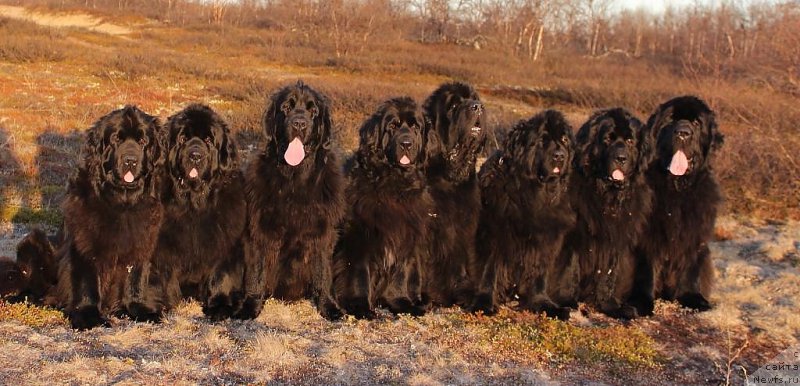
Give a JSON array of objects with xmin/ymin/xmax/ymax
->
[
  {"xmin": 143, "ymin": 104, "xmax": 247, "ymax": 321},
  {"xmin": 56, "ymin": 106, "xmax": 166, "ymax": 329},
  {"xmin": 420, "ymin": 82, "xmax": 487, "ymax": 307},
  {"xmin": 630, "ymin": 96, "xmax": 724, "ymax": 315},
  {"xmin": 333, "ymin": 97, "xmax": 438, "ymax": 319},
  {"xmin": 2, "ymin": 229, "xmax": 57, "ymax": 303},
  {"xmin": 550, "ymin": 108, "xmax": 653, "ymax": 319},
  {"xmin": 238, "ymin": 81, "xmax": 345, "ymax": 320},
  {"xmin": 470, "ymin": 110, "xmax": 575, "ymax": 320}
]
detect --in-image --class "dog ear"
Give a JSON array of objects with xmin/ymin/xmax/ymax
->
[
  {"xmin": 423, "ymin": 116, "xmax": 442, "ymax": 166},
  {"xmin": 575, "ymin": 111, "xmax": 605, "ymax": 176},
  {"xmin": 262, "ymin": 90, "xmax": 283, "ymax": 148},
  {"xmin": 644, "ymin": 103, "xmax": 674, "ymax": 156},
  {"xmin": 316, "ymin": 93, "xmax": 335, "ymax": 151},
  {"xmin": 358, "ymin": 106, "xmax": 384, "ymax": 160},
  {"xmin": 217, "ymin": 122, "xmax": 238, "ymax": 172},
  {"xmin": 702, "ymin": 110, "xmax": 724, "ymax": 167},
  {"xmin": 629, "ymin": 113, "xmax": 653, "ymax": 175}
]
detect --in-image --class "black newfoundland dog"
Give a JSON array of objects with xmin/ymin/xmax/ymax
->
[
  {"xmin": 238, "ymin": 81, "xmax": 345, "ymax": 320},
  {"xmin": 470, "ymin": 110, "xmax": 575, "ymax": 320},
  {"xmin": 57, "ymin": 106, "xmax": 166, "ymax": 329},
  {"xmin": 550, "ymin": 108, "xmax": 653, "ymax": 319},
  {"xmin": 0, "ymin": 229, "xmax": 57, "ymax": 303},
  {"xmin": 420, "ymin": 82, "xmax": 487, "ymax": 307},
  {"xmin": 333, "ymin": 97, "xmax": 438, "ymax": 319},
  {"xmin": 143, "ymin": 104, "xmax": 247, "ymax": 321},
  {"xmin": 630, "ymin": 96, "xmax": 724, "ymax": 315}
]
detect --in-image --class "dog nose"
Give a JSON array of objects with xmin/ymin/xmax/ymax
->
[
  {"xmin": 676, "ymin": 126, "xmax": 692, "ymax": 139},
  {"xmin": 553, "ymin": 149, "xmax": 567, "ymax": 163},
  {"xmin": 400, "ymin": 139, "xmax": 413, "ymax": 150},
  {"xmin": 189, "ymin": 150, "xmax": 202, "ymax": 162},
  {"xmin": 615, "ymin": 153, "xmax": 628, "ymax": 165},
  {"xmin": 291, "ymin": 118, "xmax": 308, "ymax": 132}
]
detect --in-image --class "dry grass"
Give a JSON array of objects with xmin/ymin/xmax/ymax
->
[{"xmin": 0, "ymin": 5, "xmax": 797, "ymax": 384}]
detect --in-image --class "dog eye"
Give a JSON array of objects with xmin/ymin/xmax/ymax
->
[
  {"xmin": 177, "ymin": 135, "xmax": 185, "ymax": 144},
  {"xmin": 110, "ymin": 132, "xmax": 119, "ymax": 144},
  {"xmin": 281, "ymin": 100, "xmax": 293, "ymax": 114},
  {"xmin": 626, "ymin": 138, "xmax": 635, "ymax": 146},
  {"xmin": 205, "ymin": 137, "xmax": 213, "ymax": 145},
  {"xmin": 561, "ymin": 136, "xmax": 569, "ymax": 145},
  {"xmin": 139, "ymin": 137, "xmax": 148, "ymax": 146}
]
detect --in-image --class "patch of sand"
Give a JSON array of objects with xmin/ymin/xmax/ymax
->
[{"xmin": 0, "ymin": 5, "xmax": 132, "ymax": 35}]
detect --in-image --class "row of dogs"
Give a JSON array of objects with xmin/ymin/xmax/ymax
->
[{"xmin": 0, "ymin": 81, "xmax": 723, "ymax": 329}]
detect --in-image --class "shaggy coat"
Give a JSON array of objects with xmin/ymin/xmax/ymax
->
[
  {"xmin": 2, "ymin": 229, "xmax": 57, "ymax": 303},
  {"xmin": 420, "ymin": 82, "xmax": 487, "ymax": 307},
  {"xmin": 144, "ymin": 104, "xmax": 247, "ymax": 321},
  {"xmin": 333, "ymin": 97, "xmax": 438, "ymax": 319},
  {"xmin": 470, "ymin": 110, "xmax": 576, "ymax": 320},
  {"xmin": 630, "ymin": 96, "xmax": 723, "ymax": 315},
  {"xmin": 238, "ymin": 81, "xmax": 345, "ymax": 320},
  {"xmin": 57, "ymin": 106, "xmax": 166, "ymax": 329},
  {"xmin": 550, "ymin": 108, "xmax": 653, "ymax": 319}
]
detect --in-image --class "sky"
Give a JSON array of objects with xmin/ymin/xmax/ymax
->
[{"xmin": 617, "ymin": 0, "xmax": 704, "ymax": 13}]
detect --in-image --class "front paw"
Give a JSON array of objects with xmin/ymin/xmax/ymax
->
[
  {"xmin": 69, "ymin": 306, "xmax": 110, "ymax": 330},
  {"xmin": 677, "ymin": 293, "xmax": 712, "ymax": 311},
  {"xmin": 126, "ymin": 302, "xmax": 163, "ymax": 323},
  {"xmin": 318, "ymin": 300, "xmax": 345, "ymax": 321},
  {"xmin": 628, "ymin": 295, "xmax": 655, "ymax": 317},
  {"xmin": 385, "ymin": 297, "xmax": 426, "ymax": 317},
  {"xmin": 233, "ymin": 295, "xmax": 263, "ymax": 320},
  {"xmin": 469, "ymin": 293, "xmax": 497, "ymax": 316},
  {"xmin": 204, "ymin": 293, "xmax": 241, "ymax": 321},
  {"xmin": 340, "ymin": 297, "xmax": 376, "ymax": 320}
]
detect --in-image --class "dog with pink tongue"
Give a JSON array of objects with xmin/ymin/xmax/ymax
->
[
  {"xmin": 629, "ymin": 96, "xmax": 724, "ymax": 316},
  {"xmin": 238, "ymin": 81, "xmax": 345, "ymax": 321}
]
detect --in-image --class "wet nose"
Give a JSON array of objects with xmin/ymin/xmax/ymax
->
[
  {"xmin": 553, "ymin": 149, "xmax": 567, "ymax": 163},
  {"xmin": 400, "ymin": 138, "xmax": 413, "ymax": 151},
  {"xmin": 189, "ymin": 150, "xmax": 202, "ymax": 162},
  {"xmin": 290, "ymin": 118, "xmax": 308, "ymax": 132},
  {"xmin": 615, "ymin": 153, "xmax": 628, "ymax": 165},
  {"xmin": 675, "ymin": 126, "xmax": 692, "ymax": 140}
]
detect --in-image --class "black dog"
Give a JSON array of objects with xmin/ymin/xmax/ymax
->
[
  {"xmin": 630, "ymin": 96, "xmax": 724, "ymax": 315},
  {"xmin": 56, "ymin": 106, "xmax": 166, "ymax": 329},
  {"xmin": 238, "ymin": 81, "xmax": 345, "ymax": 320},
  {"xmin": 333, "ymin": 97, "xmax": 438, "ymax": 319},
  {"xmin": 550, "ymin": 108, "xmax": 653, "ymax": 319},
  {"xmin": 420, "ymin": 82, "xmax": 487, "ymax": 307},
  {"xmin": 470, "ymin": 110, "xmax": 575, "ymax": 320},
  {"xmin": 1, "ymin": 229, "xmax": 58, "ymax": 303},
  {"xmin": 142, "ymin": 104, "xmax": 247, "ymax": 321}
]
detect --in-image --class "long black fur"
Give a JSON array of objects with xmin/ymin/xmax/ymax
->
[
  {"xmin": 630, "ymin": 96, "xmax": 723, "ymax": 315},
  {"xmin": 420, "ymin": 82, "xmax": 487, "ymax": 307},
  {"xmin": 550, "ymin": 107, "xmax": 653, "ymax": 319},
  {"xmin": 56, "ymin": 106, "xmax": 166, "ymax": 329},
  {"xmin": 238, "ymin": 81, "xmax": 345, "ymax": 320},
  {"xmin": 333, "ymin": 97, "xmax": 439, "ymax": 319},
  {"xmin": 142, "ymin": 104, "xmax": 247, "ymax": 321},
  {"xmin": 3, "ymin": 229, "xmax": 58, "ymax": 303},
  {"xmin": 470, "ymin": 110, "xmax": 575, "ymax": 320}
]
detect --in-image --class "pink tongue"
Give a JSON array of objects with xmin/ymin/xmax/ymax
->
[
  {"xmin": 553, "ymin": 167, "xmax": 560, "ymax": 174},
  {"xmin": 612, "ymin": 169, "xmax": 625, "ymax": 181},
  {"xmin": 189, "ymin": 168, "xmax": 198, "ymax": 179},
  {"xmin": 669, "ymin": 150, "xmax": 689, "ymax": 176},
  {"xmin": 123, "ymin": 171, "xmax": 135, "ymax": 183},
  {"xmin": 400, "ymin": 155, "xmax": 411, "ymax": 165},
  {"xmin": 284, "ymin": 137, "xmax": 305, "ymax": 166}
]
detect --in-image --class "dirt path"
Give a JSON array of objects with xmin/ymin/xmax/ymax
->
[{"xmin": 0, "ymin": 5, "xmax": 132, "ymax": 35}]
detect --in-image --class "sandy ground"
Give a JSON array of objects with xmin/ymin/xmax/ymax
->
[
  {"xmin": 0, "ymin": 5, "xmax": 132, "ymax": 35},
  {"xmin": 0, "ymin": 216, "xmax": 797, "ymax": 385}
]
